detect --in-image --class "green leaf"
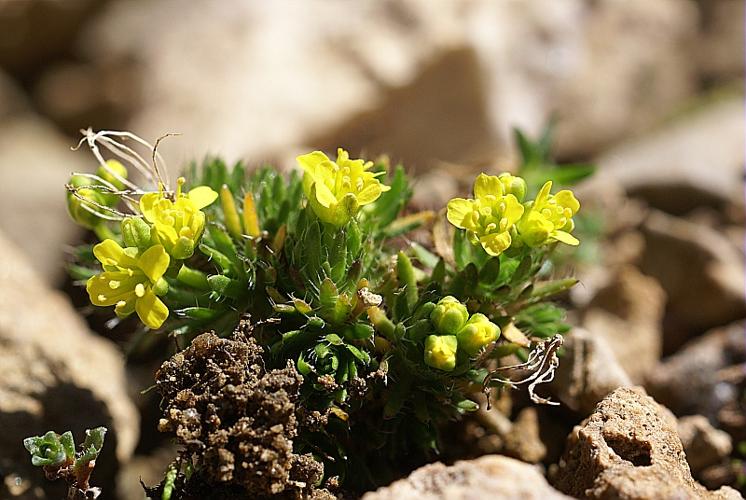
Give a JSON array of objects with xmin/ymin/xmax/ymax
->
[
  {"xmin": 297, "ymin": 353, "xmax": 314, "ymax": 375},
  {"xmin": 372, "ymin": 165, "xmax": 410, "ymax": 227},
  {"xmin": 325, "ymin": 333, "xmax": 344, "ymax": 345},
  {"xmin": 397, "ymin": 251, "xmax": 418, "ymax": 310},
  {"xmin": 76, "ymin": 427, "xmax": 107, "ymax": 467},
  {"xmin": 345, "ymin": 344, "xmax": 371, "ymax": 365}
]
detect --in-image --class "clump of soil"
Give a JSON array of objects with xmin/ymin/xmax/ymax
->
[{"xmin": 151, "ymin": 325, "xmax": 333, "ymax": 499}]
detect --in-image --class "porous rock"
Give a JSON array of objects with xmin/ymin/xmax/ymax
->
[
  {"xmin": 553, "ymin": 387, "xmax": 741, "ymax": 499},
  {"xmin": 363, "ymin": 454, "xmax": 572, "ymax": 500}
]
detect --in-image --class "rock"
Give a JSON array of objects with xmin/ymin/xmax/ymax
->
[
  {"xmin": 501, "ymin": 407, "xmax": 547, "ymax": 464},
  {"xmin": 646, "ymin": 321, "xmax": 746, "ymax": 422},
  {"xmin": 0, "ymin": 230, "xmax": 138, "ymax": 499},
  {"xmin": 77, "ymin": 0, "xmax": 702, "ymax": 171},
  {"xmin": 696, "ymin": 0, "xmax": 745, "ymax": 83},
  {"xmin": 117, "ymin": 445, "xmax": 177, "ymax": 500},
  {"xmin": 552, "ymin": 387, "xmax": 741, "ymax": 499},
  {"xmin": 640, "ymin": 211, "xmax": 746, "ymax": 351},
  {"xmin": 0, "ymin": 74, "xmax": 84, "ymax": 284},
  {"xmin": 549, "ymin": 0, "xmax": 698, "ymax": 158},
  {"xmin": 550, "ymin": 328, "xmax": 632, "ymax": 415},
  {"xmin": 677, "ymin": 415, "xmax": 732, "ymax": 475},
  {"xmin": 0, "ymin": 0, "xmax": 101, "ymax": 78},
  {"xmin": 363, "ymin": 455, "xmax": 572, "ymax": 500},
  {"xmin": 592, "ymin": 97, "xmax": 745, "ymax": 215},
  {"xmin": 581, "ymin": 266, "xmax": 665, "ymax": 382}
]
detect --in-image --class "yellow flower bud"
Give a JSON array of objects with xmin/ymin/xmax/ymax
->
[
  {"xmin": 67, "ymin": 174, "xmax": 107, "ymax": 229},
  {"xmin": 297, "ymin": 148, "xmax": 390, "ymax": 226},
  {"xmin": 498, "ymin": 173, "xmax": 527, "ymax": 202},
  {"xmin": 457, "ymin": 313, "xmax": 500, "ymax": 356},
  {"xmin": 516, "ymin": 181, "xmax": 580, "ymax": 247},
  {"xmin": 424, "ymin": 335, "xmax": 458, "ymax": 371},
  {"xmin": 96, "ymin": 159, "xmax": 128, "ymax": 206},
  {"xmin": 430, "ymin": 296, "xmax": 469, "ymax": 335},
  {"xmin": 447, "ymin": 173, "xmax": 525, "ymax": 256}
]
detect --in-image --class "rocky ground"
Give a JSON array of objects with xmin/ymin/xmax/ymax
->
[{"xmin": 0, "ymin": 0, "xmax": 743, "ymax": 499}]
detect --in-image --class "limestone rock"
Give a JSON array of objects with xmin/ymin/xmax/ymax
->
[
  {"xmin": 553, "ymin": 387, "xmax": 741, "ymax": 499},
  {"xmin": 0, "ymin": 230, "xmax": 138, "ymax": 499},
  {"xmin": 363, "ymin": 455, "xmax": 572, "ymax": 500},
  {"xmin": 550, "ymin": 328, "xmax": 632, "ymax": 415},
  {"xmin": 582, "ymin": 266, "xmax": 665, "ymax": 382},
  {"xmin": 640, "ymin": 211, "xmax": 746, "ymax": 351},
  {"xmin": 678, "ymin": 415, "xmax": 732, "ymax": 475}
]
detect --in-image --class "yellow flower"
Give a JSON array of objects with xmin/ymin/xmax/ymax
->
[
  {"xmin": 297, "ymin": 148, "xmax": 390, "ymax": 226},
  {"xmin": 424, "ymin": 335, "xmax": 458, "ymax": 371},
  {"xmin": 86, "ymin": 239, "xmax": 170, "ymax": 329},
  {"xmin": 140, "ymin": 178, "xmax": 218, "ymax": 260},
  {"xmin": 516, "ymin": 181, "xmax": 580, "ymax": 247},
  {"xmin": 457, "ymin": 313, "xmax": 500, "ymax": 356},
  {"xmin": 446, "ymin": 173, "xmax": 525, "ymax": 256}
]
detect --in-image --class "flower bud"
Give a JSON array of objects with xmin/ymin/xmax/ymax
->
[
  {"xmin": 457, "ymin": 313, "xmax": 500, "ymax": 356},
  {"xmin": 424, "ymin": 335, "xmax": 458, "ymax": 371},
  {"xmin": 498, "ymin": 173, "xmax": 527, "ymax": 202},
  {"xmin": 430, "ymin": 296, "xmax": 469, "ymax": 335},
  {"xmin": 67, "ymin": 175, "xmax": 107, "ymax": 229},
  {"xmin": 121, "ymin": 217, "xmax": 152, "ymax": 250},
  {"xmin": 97, "ymin": 159, "xmax": 128, "ymax": 206}
]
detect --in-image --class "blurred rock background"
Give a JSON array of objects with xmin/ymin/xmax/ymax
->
[{"xmin": 0, "ymin": 0, "xmax": 743, "ymax": 499}]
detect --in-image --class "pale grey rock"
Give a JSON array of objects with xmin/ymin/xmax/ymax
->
[{"xmin": 363, "ymin": 454, "xmax": 572, "ymax": 500}]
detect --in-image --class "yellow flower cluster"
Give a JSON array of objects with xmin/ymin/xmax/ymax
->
[
  {"xmin": 447, "ymin": 173, "xmax": 580, "ymax": 256},
  {"xmin": 297, "ymin": 148, "xmax": 390, "ymax": 226},
  {"xmin": 424, "ymin": 296, "xmax": 501, "ymax": 371},
  {"xmin": 84, "ymin": 177, "xmax": 218, "ymax": 330}
]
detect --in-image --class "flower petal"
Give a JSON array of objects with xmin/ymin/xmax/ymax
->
[
  {"xmin": 446, "ymin": 198, "xmax": 472, "ymax": 229},
  {"xmin": 87, "ymin": 274, "xmax": 137, "ymax": 306},
  {"xmin": 479, "ymin": 231, "xmax": 512, "ymax": 256},
  {"xmin": 355, "ymin": 183, "xmax": 383, "ymax": 205},
  {"xmin": 473, "ymin": 173, "xmax": 503, "ymax": 198},
  {"xmin": 535, "ymin": 181, "xmax": 553, "ymax": 206},
  {"xmin": 312, "ymin": 181, "xmax": 338, "ymax": 209},
  {"xmin": 139, "ymin": 193, "xmax": 160, "ymax": 222},
  {"xmin": 552, "ymin": 230, "xmax": 580, "ymax": 246},
  {"xmin": 92, "ymin": 239, "xmax": 132, "ymax": 268},
  {"xmin": 502, "ymin": 194, "xmax": 525, "ymax": 224},
  {"xmin": 554, "ymin": 190, "xmax": 580, "ymax": 213},
  {"xmin": 135, "ymin": 289, "xmax": 169, "ymax": 329},
  {"xmin": 138, "ymin": 245, "xmax": 170, "ymax": 282},
  {"xmin": 114, "ymin": 296, "xmax": 137, "ymax": 317},
  {"xmin": 187, "ymin": 186, "xmax": 219, "ymax": 210},
  {"xmin": 297, "ymin": 151, "xmax": 329, "ymax": 174}
]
